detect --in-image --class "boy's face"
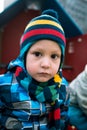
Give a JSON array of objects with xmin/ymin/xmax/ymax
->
[{"xmin": 26, "ymin": 40, "xmax": 61, "ymax": 82}]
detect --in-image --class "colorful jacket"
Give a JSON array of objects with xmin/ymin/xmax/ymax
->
[{"xmin": 0, "ymin": 58, "xmax": 69, "ymax": 130}]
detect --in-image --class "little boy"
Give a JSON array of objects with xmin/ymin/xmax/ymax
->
[{"xmin": 0, "ymin": 9, "xmax": 67, "ymax": 130}]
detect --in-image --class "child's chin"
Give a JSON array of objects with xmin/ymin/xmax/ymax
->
[{"xmin": 36, "ymin": 78, "xmax": 49, "ymax": 83}]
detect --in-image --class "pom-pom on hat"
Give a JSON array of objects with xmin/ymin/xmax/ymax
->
[{"xmin": 20, "ymin": 9, "xmax": 66, "ymax": 68}]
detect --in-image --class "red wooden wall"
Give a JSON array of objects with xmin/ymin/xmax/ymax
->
[{"xmin": 63, "ymin": 34, "xmax": 87, "ymax": 81}]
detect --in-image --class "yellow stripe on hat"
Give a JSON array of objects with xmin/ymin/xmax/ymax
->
[{"xmin": 25, "ymin": 19, "xmax": 64, "ymax": 32}]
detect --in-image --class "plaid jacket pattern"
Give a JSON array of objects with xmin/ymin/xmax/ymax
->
[
  {"xmin": 0, "ymin": 59, "xmax": 69, "ymax": 130},
  {"xmin": 0, "ymin": 72, "xmax": 52, "ymax": 130}
]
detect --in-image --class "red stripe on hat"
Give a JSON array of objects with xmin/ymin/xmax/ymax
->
[
  {"xmin": 54, "ymin": 108, "xmax": 60, "ymax": 120},
  {"xmin": 20, "ymin": 29, "xmax": 65, "ymax": 45}
]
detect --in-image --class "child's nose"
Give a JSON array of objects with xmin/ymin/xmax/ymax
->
[{"xmin": 40, "ymin": 57, "xmax": 51, "ymax": 68}]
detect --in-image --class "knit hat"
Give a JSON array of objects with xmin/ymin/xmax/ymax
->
[{"xmin": 19, "ymin": 9, "xmax": 66, "ymax": 68}]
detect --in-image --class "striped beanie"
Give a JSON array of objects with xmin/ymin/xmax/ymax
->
[{"xmin": 20, "ymin": 9, "xmax": 66, "ymax": 68}]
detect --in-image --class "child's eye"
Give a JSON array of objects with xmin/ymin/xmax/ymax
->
[
  {"xmin": 51, "ymin": 54, "xmax": 60, "ymax": 59},
  {"xmin": 33, "ymin": 52, "xmax": 42, "ymax": 57}
]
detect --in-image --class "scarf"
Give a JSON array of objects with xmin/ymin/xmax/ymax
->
[{"xmin": 15, "ymin": 66, "xmax": 62, "ymax": 129}]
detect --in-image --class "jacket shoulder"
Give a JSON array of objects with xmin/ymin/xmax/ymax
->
[{"xmin": 0, "ymin": 72, "xmax": 13, "ymax": 85}]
